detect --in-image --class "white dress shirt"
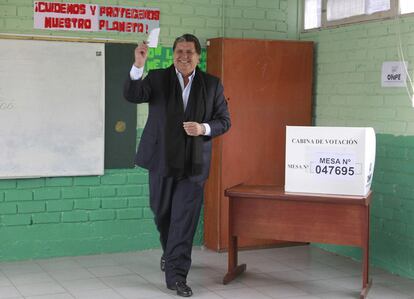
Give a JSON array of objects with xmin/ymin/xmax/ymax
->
[{"xmin": 130, "ymin": 65, "xmax": 211, "ymax": 136}]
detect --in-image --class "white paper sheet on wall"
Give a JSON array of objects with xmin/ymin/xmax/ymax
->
[{"xmin": 381, "ymin": 61, "xmax": 408, "ymax": 87}]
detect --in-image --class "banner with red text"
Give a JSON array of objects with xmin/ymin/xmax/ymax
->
[{"xmin": 34, "ymin": 1, "xmax": 160, "ymax": 33}]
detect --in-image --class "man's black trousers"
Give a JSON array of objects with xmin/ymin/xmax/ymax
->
[{"xmin": 149, "ymin": 172, "xmax": 204, "ymax": 286}]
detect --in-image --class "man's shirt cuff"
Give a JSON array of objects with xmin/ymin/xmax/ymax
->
[
  {"xmin": 130, "ymin": 65, "xmax": 144, "ymax": 80},
  {"xmin": 202, "ymin": 123, "xmax": 211, "ymax": 136}
]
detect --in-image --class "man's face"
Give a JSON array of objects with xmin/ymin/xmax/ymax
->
[{"xmin": 173, "ymin": 41, "xmax": 200, "ymax": 77}]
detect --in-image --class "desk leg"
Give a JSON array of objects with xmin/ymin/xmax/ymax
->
[
  {"xmin": 223, "ymin": 235, "xmax": 246, "ymax": 284},
  {"xmin": 360, "ymin": 205, "xmax": 372, "ymax": 299},
  {"xmin": 223, "ymin": 198, "xmax": 246, "ymax": 284}
]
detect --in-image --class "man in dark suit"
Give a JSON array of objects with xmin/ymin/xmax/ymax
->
[{"xmin": 124, "ymin": 34, "xmax": 231, "ymax": 297}]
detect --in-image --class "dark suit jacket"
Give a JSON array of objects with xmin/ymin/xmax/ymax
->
[{"xmin": 124, "ymin": 65, "xmax": 231, "ymax": 182}]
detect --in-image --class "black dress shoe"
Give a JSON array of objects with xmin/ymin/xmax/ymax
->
[
  {"xmin": 160, "ymin": 257, "xmax": 165, "ymax": 272},
  {"xmin": 167, "ymin": 281, "xmax": 193, "ymax": 297}
]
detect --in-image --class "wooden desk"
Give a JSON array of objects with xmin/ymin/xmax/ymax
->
[{"xmin": 223, "ymin": 184, "xmax": 372, "ymax": 299}]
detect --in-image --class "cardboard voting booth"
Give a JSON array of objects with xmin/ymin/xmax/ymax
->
[{"xmin": 285, "ymin": 126, "xmax": 376, "ymax": 196}]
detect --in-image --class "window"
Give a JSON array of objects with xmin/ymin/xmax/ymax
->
[
  {"xmin": 400, "ymin": 0, "xmax": 414, "ymax": 14},
  {"xmin": 303, "ymin": 0, "xmax": 407, "ymax": 30},
  {"xmin": 327, "ymin": 0, "xmax": 365, "ymax": 21},
  {"xmin": 304, "ymin": 0, "xmax": 321, "ymax": 30}
]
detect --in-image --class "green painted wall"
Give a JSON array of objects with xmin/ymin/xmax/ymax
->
[
  {"xmin": 301, "ymin": 17, "xmax": 414, "ymax": 278},
  {"xmin": 0, "ymin": 0, "xmax": 293, "ymax": 261},
  {"xmin": 0, "ymin": 169, "xmax": 161, "ymax": 260}
]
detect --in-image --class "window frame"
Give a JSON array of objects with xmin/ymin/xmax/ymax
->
[{"xmin": 302, "ymin": 0, "xmax": 400, "ymax": 32}]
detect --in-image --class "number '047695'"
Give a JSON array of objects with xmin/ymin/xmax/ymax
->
[{"xmin": 315, "ymin": 165, "xmax": 355, "ymax": 176}]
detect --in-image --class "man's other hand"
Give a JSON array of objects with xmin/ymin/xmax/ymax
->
[{"xmin": 183, "ymin": 122, "xmax": 205, "ymax": 136}]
